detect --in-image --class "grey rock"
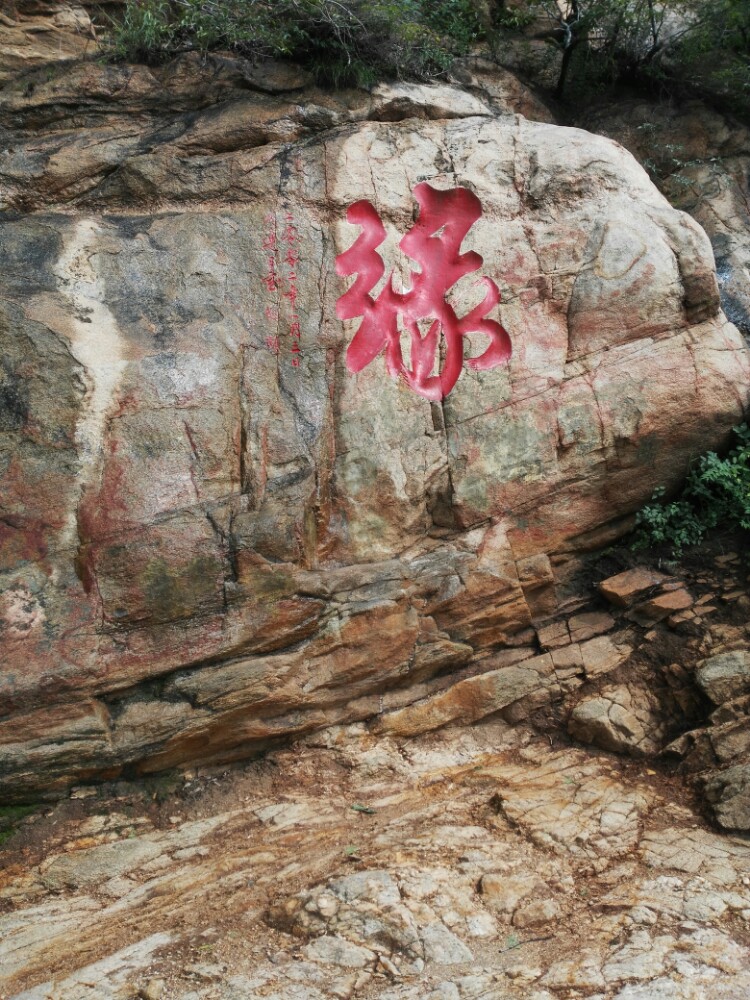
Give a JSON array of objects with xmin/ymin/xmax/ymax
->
[
  {"xmin": 703, "ymin": 762, "xmax": 750, "ymax": 831},
  {"xmin": 328, "ymin": 870, "xmax": 401, "ymax": 906},
  {"xmin": 420, "ymin": 922, "xmax": 474, "ymax": 965},
  {"xmin": 12, "ymin": 933, "xmax": 173, "ymax": 1000},
  {"xmin": 568, "ymin": 686, "xmax": 664, "ymax": 756},
  {"xmin": 40, "ymin": 838, "xmax": 165, "ymax": 891},
  {"xmin": 302, "ymin": 935, "xmax": 374, "ymax": 969},
  {"xmin": 696, "ymin": 650, "xmax": 750, "ymax": 704}
]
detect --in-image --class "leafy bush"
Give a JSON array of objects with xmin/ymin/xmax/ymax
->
[
  {"xmin": 668, "ymin": 0, "xmax": 750, "ymax": 117},
  {"xmin": 106, "ymin": 0, "xmax": 487, "ymax": 84},
  {"xmin": 633, "ymin": 424, "xmax": 750, "ymax": 555}
]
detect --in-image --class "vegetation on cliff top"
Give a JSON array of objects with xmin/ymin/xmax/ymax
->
[
  {"xmin": 107, "ymin": 0, "xmax": 486, "ymax": 86},
  {"xmin": 106, "ymin": 0, "xmax": 750, "ymax": 115}
]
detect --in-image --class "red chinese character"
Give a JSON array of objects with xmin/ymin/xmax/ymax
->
[
  {"xmin": 265, "ymin": 305, "xmax": 278, "ymax": 322},
  {"xmin": 335, "ymin": 183, "xmax": 512, "ymax": 401},
  {"xmin": 266, "ymin": 335, "xmax": 280, "ymax": 355},
  {"xmin": 263, "ymin": 255, "xmax": 279, "ymax": 293}
]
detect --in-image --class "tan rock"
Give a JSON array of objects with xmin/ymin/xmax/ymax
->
[
  {"xmin": 580, "ymin": 634, "xmax": 632, "ymax": 679},
  {"xmin": 568, "ymin": 685, "xmax": 665, "ymax": 755},
  {"xmin": 0, "ymin": 3, "xmax": 97, "ymax": 85},
  {"xmin": 550, "ymin": 643, "xmax": 584, "ymax": 671},
  {"xmin": 640, "ymin": 827, "xmax": 750, "ymax": 884},
  {"xmin": 537, "ymin": 621, "xmax": 571, "ymax": 650},
  {"xmin": 568, "ymin": 611, "xmax": 616, "ymax": 643},
  {"xmin": 2, "ymin": 715, "xmax": 750, "ymax": 1000},
  {"xmin": 449, "ymin": 55, "xmax": 556, "ymax": 123},
  {"xmin": 476, "ymin": 746, "xmax": 653, "ymax": 858},
  {"xmin": 599, "ymin": 568, "xmax": 671, "ymax": 608},
  {"xmin": 479, "ymin": 874, "xmax": 544, "ymax": 915},
  {"xmin": 541, "ymin": 952, "xmax": 605, "ymax": 990},
  {"xmin": 374, "ymin": 657, "xmax": 552, "ymax": 737},
  {"xmin": 585, "ymin": 100, "xmax": 750, "ymax": 373},
  {"xmin": 512, "ymin": 898, "xmax": 561, "ymax": 928},
  {"xmin": 629, "ymin": 589, "xmax": 694, "ymax": 625}
]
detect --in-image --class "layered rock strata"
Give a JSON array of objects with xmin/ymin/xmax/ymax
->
[{"xmin": 1, "ymin": 40, "xmax": 749, "ymax": 798}]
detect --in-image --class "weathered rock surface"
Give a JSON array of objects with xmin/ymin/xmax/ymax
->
[
  {"xmin": 623, "ymin": 551, "xmax": 750, "ymax": 832},
  {"xmin": 0, "ymin": 1, "xmax": 99, "ymax": 85},
  {"xmin": 3, "ymin": 720, "xmax": 750, "ymax": 1000},
  {"xmin": 676, "ymin": 647, "xmax": 750, "ymax": 831},
  {"xmin": 531, "ymin": 552, "xmax": 750, "ymax": 835},
  {"xmin": 2, "ymin": 10, "xmax": 750, "ymax": 798},
  {"xmin": 2, "ymin": 11, "xmax": 750, "ymax": 999}
]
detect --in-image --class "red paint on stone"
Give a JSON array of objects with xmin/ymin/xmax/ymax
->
[{"xmin": 336, "ymin": 183, "xmax": 512, "ymax": 399}]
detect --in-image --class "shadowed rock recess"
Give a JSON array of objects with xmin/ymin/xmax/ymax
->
[{"xmin": 2, "ymin": 15, "xmax": 750, "ymax": 806}]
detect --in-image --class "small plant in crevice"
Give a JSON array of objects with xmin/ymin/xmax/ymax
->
[
  {"xmin": 0, "ymin": 804, "xmax": 40, "ymax": 847},
  {"xmin": 632, "ymin": 423, "xmax": 750, "ymax": 556}
]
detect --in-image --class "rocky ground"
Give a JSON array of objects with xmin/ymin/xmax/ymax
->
[{"xmin": 2, "ymin": 540, "xmax": 749, "ymax": 1000}]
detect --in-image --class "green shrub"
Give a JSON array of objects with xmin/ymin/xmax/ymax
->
[
  {"xmin": 633, "ymin": 424, "xmax": 750, "ymax": 555},
  {"xmin": 421, "ymin": 0, "xmax": 483, "ymax": 50},
  {"xmin": 106, "ymin": 0, "xmax": 487, "ymax": 84},
  {"xmin": 667, "ymin": 0, "xmax": 750, "ymax": 117},
  {"xmin": 108, "ymin": 0, "xmax": 180, "ymax": 62}
]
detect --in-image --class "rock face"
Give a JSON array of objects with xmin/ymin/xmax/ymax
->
[
  {"xmin": 1, "ymin": 38, "xmax": 750, "ymax": 798},
  {"xmin": 584, "ymin": 99, "xmax": 750, "ymax": 339},
  {"xmin": 567, "ymin": 550, "xmax": 750, "ymax": 834},
  {"xmin": 675, "ymin": 649, "xmax": 750, "ymax": 831},
  {"xmin": 0, "ymin": 1, "xmax": 98, "ymax": 85}
]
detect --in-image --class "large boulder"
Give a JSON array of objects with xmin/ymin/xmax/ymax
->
[{"xmin": 1, "ymin": 64, "xmax": 749, "ymax": 798}]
